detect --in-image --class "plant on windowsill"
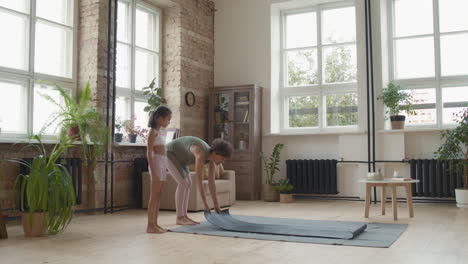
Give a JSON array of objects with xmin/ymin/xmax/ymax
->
[
  {"xmin": 123, "ymin": 116, "xmax": 148, "ymax": 143},
  {"xmin": 435, "ymin": 108, "xmax": 468, "ymax": 208},
  {"xmin": 40, "ymin": 81, "xmax": 108, "ymax": 165},
  {"xmin": 276, "ymin": 178, "xmax": 294, "ymax": 203},
  {"xmin": 142, "ymin": 78, "xmax": 167, "ymax": 113},
  {"xmin": 8, "ymin": 135, "xmax": 76, "ymax": 237},
  {"xmin": 114, "ymin": 118, "xmax": 124, "ymax": 143},
  {"xmin": 259, "ymin": 143, "xmax": 284, "ymax": 202},
  {"xmin": 378, "ymin": 82, "xmax": 415, "ymax": 129}
]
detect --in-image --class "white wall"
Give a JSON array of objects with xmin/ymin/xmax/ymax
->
[{"xmin": 213, "ymin": 0, "xmax": 445, "ymax": 198}]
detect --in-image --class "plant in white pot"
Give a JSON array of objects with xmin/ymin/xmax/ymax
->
[
  {"xmin": 276, "ymin": 179, "xmax": 294, "ymax": 203},
  {"xmin": 435, "ymin": 109, "xmax": 468, "ymax": 208},
  {"xmin": 378, "ymin": 82, "xmax": 415, "ymax": 129},
  {"xmin": 259, "ymin": 143, "xmax": 284, "ymax": 202}
]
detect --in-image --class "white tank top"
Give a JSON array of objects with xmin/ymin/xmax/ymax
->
[{"xmin": 153, "ymin": 128, "xmax": 166, "ymax": 146}]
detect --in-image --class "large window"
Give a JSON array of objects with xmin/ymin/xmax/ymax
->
[
  {"xmin": 281, "ymin": 2, "xmax": 358, "ymax": 131},
  {"xmin": 389, "ymin": 0, "xmax": 468, "ymax": 126},
  {"xmin": 0, "ymin": 0, "xmax": 76, "ymax": 138},
  {"xmin": 116, "ymin": 0, "xmax": 161, "ymax": 130}
]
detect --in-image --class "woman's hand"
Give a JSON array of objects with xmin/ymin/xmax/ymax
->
[
  {"xmin": 214, "ymin": 204, "xmax": 221, "ymax": 214},
  {"xmin": 204, "ymin": 204, "xmax": 211, "ymax": 212}
]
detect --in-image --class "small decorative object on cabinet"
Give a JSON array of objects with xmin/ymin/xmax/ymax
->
[{"xmin": 209, "ymin": 84, "xmax": 262, "ymax": 200}]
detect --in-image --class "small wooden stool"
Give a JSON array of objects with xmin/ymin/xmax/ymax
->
[{"xmin": 0, "ymin": 212, "xmax": 8, "ymax": 239}]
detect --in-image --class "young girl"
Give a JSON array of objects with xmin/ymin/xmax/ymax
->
[{"xmin": 146, "ymin": 106, "xmax": 172, "ymax": 233}]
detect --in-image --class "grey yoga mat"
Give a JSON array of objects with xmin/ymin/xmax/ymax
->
[
  {"xmin": 203, "ymin": 209, "xmax": 367, "ymax": 239},
  {"xmin": 170, "ymin": 212, "xmax": 407, "ymax": 248}
]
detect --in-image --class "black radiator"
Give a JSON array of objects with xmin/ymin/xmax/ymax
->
[
  {"xmin": 19, "ymin": 158, "xmax": 82, "ymax": 205},
  {"xmin": 409, "ymin": 159, "xmax": 464, "ymax": 198},
  {"xmin": 286, "ymin": 159, "xmax": 338, "ymax": 194}
]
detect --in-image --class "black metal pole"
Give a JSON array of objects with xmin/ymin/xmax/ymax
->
[
  {"xmin": 104, "ymin": 0, "xmax": 113, "ymax": 214},
  {"xmin": 110, "ymin": 0, "xmax": 118, "ymax": 214},
  {"xmin": 364, "ymin": 0, "xmax": 371, "ymax": 174}
]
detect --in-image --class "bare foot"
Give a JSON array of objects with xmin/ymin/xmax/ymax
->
[
  {"xmin": 176, "ymin": 217, "xmax": 196, "ymax": 225},
  {"xmin": 147, "ymin": 225, "xmax": 167, "ymax": 233},
  {"xmin": 185, "ymin": 216, "xmax": 200, "ymax": 224}
]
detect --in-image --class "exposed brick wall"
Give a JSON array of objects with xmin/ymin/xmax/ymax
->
[{"xmin": 0, "ymin": 0, "xmax": 214, "ymax": 218}]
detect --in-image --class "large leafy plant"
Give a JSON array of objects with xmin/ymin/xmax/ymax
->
[
  {"xmin": 259, "ymin": 143, "xmax": 284, "ymax": 185},
  {"xmin": 435, "ymin": 109, "xmax": 468, "ymax": 188},
  {"xmin": 378, "ymin": 82, "xmax": 416, "ymax": 117},
  {"xmin": 142, "ymin": 78, "xmax": 166, "ymax": 113},
  {"xmin": 10, "ymin": 135, "xmax": 76, "ymax": 235},
  {"xmin": 40, "ymin": 81, "xmax": 108, "ymax": 163}
]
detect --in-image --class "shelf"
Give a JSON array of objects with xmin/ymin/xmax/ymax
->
[
  {"xmin": 235, "ymin": 102, "xmax": 249, "ymax": 106},
  {"xmin": 234, "ymin": 122, "xmax": 249, "ymax": 124}
]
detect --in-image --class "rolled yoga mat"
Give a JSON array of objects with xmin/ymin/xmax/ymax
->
[{"xmin": 204, "ymin": 209, "xmax": 367, "ymax": 240}]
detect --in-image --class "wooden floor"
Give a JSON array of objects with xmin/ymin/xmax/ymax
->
[{"xmin": 1, "ymin": 200, "xmax": 468, "ymax": 264}]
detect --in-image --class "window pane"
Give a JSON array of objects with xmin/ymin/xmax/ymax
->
[
  {"xmin": 286, "ymin": 49, "xmax": 318, "ymax": 86},
  {"xmin": 36, "ymin": 0, "xmax": 73, "ymax": 26},
  {"xmin": 288, "ymin": 96, "xmax": 319, "ymax": 128},
  {"xmin": 136, "ymin": 7, "xmax": 157, "ymax": 50},
  {"xmin": 439, "ymin": 0, "xmax": 468, "ymax": 33},
  {"xmin": 443, "ymin": 87, "xmax": 468, "ymax": 124},
  {"xmin": 116, "ymin": 43, "xmax": 131, "ymax": 88},
  {"xmin": 322, "ymin": 6, "xmax": 356, "ymax": 44},
  {"xmin": 325, "ymin": 93, "xmax": 358, "ymax": 127},
  {"xmin": 115, "ymin": 96, "xmax": 129, "ymax": 124},
  {"xmin": 0, "ymin": 11, "xmax": 28, "ymax": 70},
  {"xmin": 404, "ymin": 88, "xmax": 437, "ymax": 125},
  {"xmin": 33, "ymin": 84, "xmax": 65, "ymax": 134},
  {"xmin": 135, "ymin": 49, "xmax": 156, "ymax": 91},
  {"xmin": 441, "ymin": 34, "xmax": 468, "ymax": 76},
  {"xmin": 0, "ymin": 0, "xmax": 29, "ymax": 13},
  {"xmin": 286, "ymin": 12, "xmax": 316, "ymax": 48},
  {"xmin": 394, "ymin": 0, "xmax": 433, "ymax": 37},
  {"xmin": 117, "ymin": 0, "xmax": 130, "ymax": 43},
  {"xmin": 0, "ymin": 80, "xmax": 27, "ymax": 133},
  {"xmin": 395, "ymin": 37, "xmax": 434, "ymax": 79},
  {"xmin": 323, "ymin": 45, "xmax": 357, "ymax": 83},
  {"xmin": 35, "ymin": 21, "xmax": 73, "ymax": 78},
  {"xmin": 134, "ymin": 101, "xmax": 149, "ymax": 130}
]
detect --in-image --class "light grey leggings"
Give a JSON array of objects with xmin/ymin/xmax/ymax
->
[{"xmin": 167, "ymin": 160, "xmax": 192, "ymax": 217}]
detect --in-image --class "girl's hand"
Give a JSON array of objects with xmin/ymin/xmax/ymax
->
[{"xmin": 204, "ymin": 204, "xmax": 211, "ymax": 213}]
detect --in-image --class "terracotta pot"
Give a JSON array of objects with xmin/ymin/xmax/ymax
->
[
  {"xmin": 22, "ymin": 212, "xmax": 47, "ymax": 237},
  {"xmin": 262, "ymin": 184, "xmax": 279, "ymax": 202},
  {"xmin": 390, "ymin": 115, "xmax": 406, "ymax": 129},
  {"xmin": 67, "ymin": 126, "xmax": 81, "ymax": 140},
  {"xmin": 280, "ymin": 193, "xmax": 294, "ymax": 203}
]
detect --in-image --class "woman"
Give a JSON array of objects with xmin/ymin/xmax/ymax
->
[{"xmin": 166, "ymin": 137, "xmax": 233, "ymax": 225}]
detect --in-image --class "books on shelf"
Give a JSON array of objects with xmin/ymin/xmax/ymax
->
[
  {"xmin": 236, "ymin": 102, "xmax": 249, "ymax": 106},
  {"xmin": 391, "ymin": 177, "xmax": 412, "ymax": 181},
  {"xmin": 237, "ymin": 95, "xmax": 249, "ymax": 102}
]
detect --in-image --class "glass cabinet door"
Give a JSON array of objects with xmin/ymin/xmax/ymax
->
[
  {"xmin": 213, "ymin": 92, "xmax": 232, "ymax": 141},
  {"xmin": 233, "ymin": 91, "xmax": 250, "ymax": 151}
]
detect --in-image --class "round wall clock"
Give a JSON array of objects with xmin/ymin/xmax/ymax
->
[{"xmin": 185, "ymin": 91, "xmax": 195, "ymax": 107}]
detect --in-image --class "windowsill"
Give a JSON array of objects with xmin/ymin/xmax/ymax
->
[
  {"xmin": 378, "ymin": 127, "xmax": 453, "ymax": 134},
  {"xmin": 264, "ymin": 130, "xmax": 367, "ymax": 137},
  {"xmin": 114, "ymin": 142, "xmax": 147, "ymax": 147}
]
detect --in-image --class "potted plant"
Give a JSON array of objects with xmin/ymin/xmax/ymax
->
[
  {"xmin": 123, "ymin": 117, "xmax": 148, "ymax": 143},
  {"xmin": 259, "ymin": 143, "xmax": 284, "ymax": 202},
  {"xmin": 10, "ymin": 135, "xmax": 76, "ymax": 237},
  {"xmin": 378, "ymin": 82, "xmax": 415, "ymax": 129},
  {"xmin": 142, "ymin": 78, "xmax": 166, "ymax": 113},
  {"xmin": 115, "ymin": 119, "xmax": 123, "ymax": 143},
  {"xmin": 276, "ymin": 179, "xmax": 294, "ymax": 203},
  {"xmin": 40, "ymin": 81, "xmax": 108, "ymax": 164},
  {"xmin": 435, "ymin": 109, "xmax": 468, "ymax": 208}
]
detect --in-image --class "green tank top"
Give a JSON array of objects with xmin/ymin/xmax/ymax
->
[{"xmin": 166, "ymin": 136, "xmax": 211, "ymax": 167}]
